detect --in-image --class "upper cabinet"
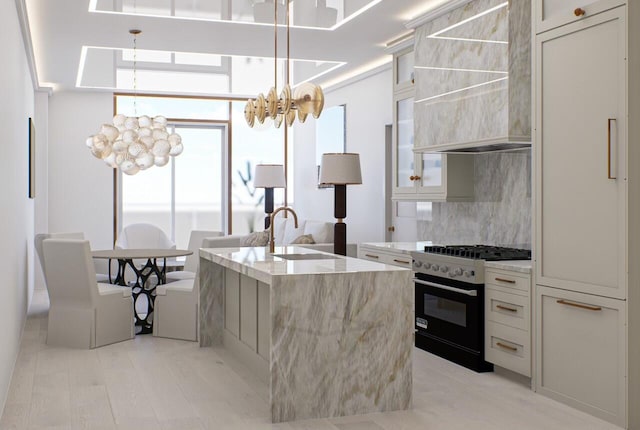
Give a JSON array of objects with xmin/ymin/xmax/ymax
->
[
  {"xmin": 391, "ymin": 46, "xmax": 475, "ymax": 202},
  {"xmin": 535, "ymin": 0, "xmax": 625, "ymax": 34},
  {"xmin": 411, "ymin": 0, "xmax": 531, "ymax": 153}
]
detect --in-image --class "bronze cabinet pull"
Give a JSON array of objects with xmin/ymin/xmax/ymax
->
[
  {"xmin": 365, "ymin": 254, "xmax": 379, "ymax": 259},
  {"xmin": 393, "ymin": 259, "xmax": 410, "ymax": 265},
  {"xmin": 496, "ymin": 304, "xmax": 518, "ymax": 312},
  {"xmin": 496, "ymin": 342, "xmax": 518, "ymax": 352},
  {"xmin": 608, "ymin": 118, "xmax": 617, "ymax": 179},
  {"xmin": 557, "ymin": 299, "xmax": 602, "ymax": 311},
  {"xmin": 574, "ymin": 7, "xmax": 586, "ymax": 16},
  {"xmin": 409, "ymin": 175, "xmax": 416, "ymax": 181},
  {"xmin": 495, "ymin": 277, "xmax": 516, "ymax": 284}
]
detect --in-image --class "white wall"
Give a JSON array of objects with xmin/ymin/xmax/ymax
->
[
  {"xmin": 293, "ymin": 68, "xmax": 392, "ymax": 244},
  {"xmin": 47, "ymin": 91, "xmax": 115, "ymax": 250},
  {"xmin": 0, "ymin": 0, "xmax": 35, "ymax": 414}
]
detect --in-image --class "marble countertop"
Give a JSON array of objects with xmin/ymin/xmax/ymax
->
[
  {"xmin": 484, "ymin": 260, "xmax": 532, "ymax": 274},
  {"xmin": 200, "ymin": 245, "xmax": 410, "ymax": 284},
  {"xmin": 359, "ymin": 241, "xmax": 433, "ymax": 255}
]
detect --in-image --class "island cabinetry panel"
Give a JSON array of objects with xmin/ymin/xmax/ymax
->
[
  {"xmin": 535, "ymin": 286, "xmax": 626, "ymax": 426},
  {"xmin": 484, "ymin": 268, "xmax": 531, "ymax": 377},
  {"xmin": 225, "ymin": 268, "xmax": 240, "ymax": 338},
  {"xmin": 240, "ymin": 274, "xmax": 258, "ymax": 352},
  {"xmin": 535, "ymin": 7, "xmax": 626, "ymax": 300},
  {"xmin": 257, "ymin": 281, "xmax": 270, "ymax": 361},
  {"xmin": 535, "ymin": 0, "xmax": 625, "ymax": 34},
  {"xmin": 413, "ymin": 0, "xmax": 531, "ymax": 151}
]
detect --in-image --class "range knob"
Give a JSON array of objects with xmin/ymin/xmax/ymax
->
[
  {"xmin": 414, "ymin": 260, "xmax": 422, "ymax": 268},
  {"xmin": 424, "ymin": 262, "xmax": 431, "ymax": 269},
  {"xmin": 431, "ymin": 264, "xmax": 439, "ymax": 271},
  {"xmin": 440, "ymin": 266, "xmax": 448, "ymax": 273},
  {"xmin": 464, "ymin": 270, "xmax": 473, "ymax": 278},
  {"xmin": 453, "ymin": 268, "xmax": 463, "ymax": 276}
]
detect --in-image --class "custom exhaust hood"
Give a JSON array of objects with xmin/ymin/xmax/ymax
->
[{"xmin": 409, "ymin": 0, "xmax": 531, "ymax": 153}]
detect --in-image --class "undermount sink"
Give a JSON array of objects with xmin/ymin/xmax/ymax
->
[{"xmin": 271, "ymin": 253, "xmax": 339, "ymax": 261}]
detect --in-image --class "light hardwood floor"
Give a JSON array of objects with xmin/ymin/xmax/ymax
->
[{"xmin": 0, "ymin": 290, "xmax": 621, "ymax": 430}]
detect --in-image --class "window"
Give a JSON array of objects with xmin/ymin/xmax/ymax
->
[{"xmin": 114, "ymin": 94, "xmax": 292, "ymax": 246}]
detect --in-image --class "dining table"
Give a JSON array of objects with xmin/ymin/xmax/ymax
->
[{"xmin": 92, "ymin": 248, "xmax": 192, "ymax": 334}]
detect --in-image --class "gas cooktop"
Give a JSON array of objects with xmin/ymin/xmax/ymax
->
[{"xmin": 421, "ymin": 245, "xmax": 531, "ymax": 261}]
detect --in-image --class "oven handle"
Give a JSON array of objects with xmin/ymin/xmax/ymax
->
[{"xmin": 413, "ymin": 278, "xmax": 478, "ymax": 297}]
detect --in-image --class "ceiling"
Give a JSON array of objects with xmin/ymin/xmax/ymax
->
[{"xmin": 22, "ymin": 0, "xmax": 449, "ymax": 95}]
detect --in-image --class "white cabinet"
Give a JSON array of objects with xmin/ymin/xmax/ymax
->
[
  {"xmin": 536, "ymin": 286, "xmax": 626, "ymax": 426},
  {"xmin": 358, "ymin": 244, "xmax": 412, "ymax": 268},
  {"xmin": 535, "ymin": 0, "xmax": 625, "ymax": 34},
  {"xmin": 484, "ymin": 268, "xmax": 532, "ymax": 377},
  {"xmin": 535, "ymin": 7, "xmax": 626, "ymax": 300},
  {"xmin": 534, "ymin": 6, "xmax": 628, "ymax": 426},
  {"xmin": 390, "ymin": 49, "xmax": 475, "ymax": 202}
]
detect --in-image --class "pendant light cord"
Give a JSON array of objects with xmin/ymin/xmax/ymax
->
[{"xmin": 133, "ymin": 31, "xmax": 138, "ymax": 116}]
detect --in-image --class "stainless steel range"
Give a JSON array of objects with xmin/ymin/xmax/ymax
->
[{"xmin": 411, "ymin": 245, "xmax": 531, "ymax": 372}]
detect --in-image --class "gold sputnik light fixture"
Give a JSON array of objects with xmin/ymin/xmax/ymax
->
[{"xmin": 244, "ymin": 0, "xmax": 324, "ymax": 128}]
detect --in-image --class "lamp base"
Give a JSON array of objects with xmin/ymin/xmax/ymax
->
[
  {"xmin": 264, "ymin": 188, "xmax": 275, "ymax": 229},
  {"xmin": 334, "ymin": 222, "xmax": 346, "ymax": 256}
]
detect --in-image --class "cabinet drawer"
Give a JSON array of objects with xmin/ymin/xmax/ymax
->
[
  {"xmin": 358, "ymin": 248, "xmax": 412, "ymax": 268},
  {"xmin": 485, "ymin": 321, "xmax": 531, "ymax": 377},
  {"xmin": 535, "ymin": 0, "xmax": 625, "ymax": 34},
  {"xmin": 486, "ymin": 288, "xmax": 529, "ymax": 331},
  {"xmin": 536, "ymin": 286, "xmax": 626, "ymax": 426},
  {"xmin": 485, "ymin": 268, "xmax": 530, "ymax": 293}
]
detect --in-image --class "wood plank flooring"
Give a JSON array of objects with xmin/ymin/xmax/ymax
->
[{"xmin": 0, "ymin": 291, "xmax": 621, "ymax": 430}]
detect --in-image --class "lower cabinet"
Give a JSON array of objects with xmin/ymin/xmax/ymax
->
[
  {"xmin": 358, "ymin": 245, "xmax": 413, "ymax": 268},
  {"xmin": 536, "ymin": 285, "xmax": 626, "ymax": 427},
  {"xmin": 484, "ymin": 268, "xmax": 532, "ymax": 377}
]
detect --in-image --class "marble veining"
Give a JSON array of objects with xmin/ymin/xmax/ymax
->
[
  {"xmin": 270, "ymin": 270, "xmax": 412, "ymax": 422},
  {"xmin": 414, "ymin": 0, "xmax": 531, "ymax": 149},
  {"xmin": 198, "ymin": 246, "xmax": 413, "ymax": 423},
  {"xmin": 418, "ymin": 151, "xmax": 531, "ymax": 246}
]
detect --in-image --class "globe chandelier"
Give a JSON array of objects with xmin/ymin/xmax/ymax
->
[
  {"xmin": 86, "ymin": 29, "xmax": 183, "ymax": 175},
  {"xmin": 244, "ymin": 0, "xmax": 325, "ymax": 129}
]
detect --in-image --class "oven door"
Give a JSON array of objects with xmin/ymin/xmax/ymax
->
[{"xmin": 414, "ymin": 273, "xmax": 480, "ymax": 352}]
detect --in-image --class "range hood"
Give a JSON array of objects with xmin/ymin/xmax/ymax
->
[
  {"xmin": 418, "ymin": 138, "xmax": 532, "ymax": 154},
  {"xmin": 410, "ymin": 0, "xmax": 531, "ymax": 154}
]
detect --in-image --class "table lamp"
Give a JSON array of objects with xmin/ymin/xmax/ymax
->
[
  {"xmin": 318, "ymin": 153, "xmax": 362, "ymax": 256},
  {"xmin": 254, "ymin": 164, "xmax": 286, "ymax": 229}
]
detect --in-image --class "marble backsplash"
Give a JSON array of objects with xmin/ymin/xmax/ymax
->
[{"xmin": 417, "ymin": 150, "xmax": 531, "ymax": 248}]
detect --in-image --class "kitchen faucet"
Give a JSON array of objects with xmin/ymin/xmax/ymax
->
[{"xmin": 269, "ymin": 207, "xmax": 298, "ymax": 253}]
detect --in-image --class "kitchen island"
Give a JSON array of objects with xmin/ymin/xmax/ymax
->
[{"xmin": 198, "ymin": 245, "xmax": 413, "ymax": 423}]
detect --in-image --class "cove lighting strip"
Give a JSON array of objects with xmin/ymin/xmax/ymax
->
[
  {"xmin": 427, "ymin": 2, "xmax": 508, "ymax": 44},
  {"xmin": 88, "ymin": 0, "xmax": 382, "ymax": 32},
  {"xmin": 414, "ymin": 66, "xmax": 507, "ymax": 74},
  {"xmin": 75, "ymin": 46, "xmax": 345, "ymax": 91},
  {"xmin": 415, "ymin": 76, "xmax": 508, "ymax": 104}
]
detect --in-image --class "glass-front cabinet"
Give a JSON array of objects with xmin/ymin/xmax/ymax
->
[{"xmin": 391, "ymin": 48, "xmax": 474, "ymax": 202}]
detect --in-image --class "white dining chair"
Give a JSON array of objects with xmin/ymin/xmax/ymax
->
[
  {"xmin": 153, "ymin": 278, "xmax": 198, "ymax": 341},
  {"xmin": 115, "ymin": 223, "xmax": 176, "ymax": 250},
  {"xmin": 42, "ymin": 239, "xmax": 134, "ymax": 348},
  {"xmin": 35, "ymin": 232, "xmax": 111, "ymax": 284},
  {"xmin": 166, "ymin": 230, "xmax": 223, "ymax": 282}
]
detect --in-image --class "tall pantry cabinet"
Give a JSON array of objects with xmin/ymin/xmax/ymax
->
[{"xmin": 534, "ymin": 1, "xmax": 640, "ymax": 428}]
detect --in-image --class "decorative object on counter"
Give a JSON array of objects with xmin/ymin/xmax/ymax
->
[
  {"xmin": 244, "ymin": 0, "xmax": 324, "ymax": 129},
  {"xmin": 86, "ymin": 29, "xmax": 183, "ymax": 175},
  {"xmin": 318, "ymin": 153, "xmax": 362, "ymax": 256},
  {"xmin": 253, "ymin": 164, "xmax": 286, "ymax": 228}
]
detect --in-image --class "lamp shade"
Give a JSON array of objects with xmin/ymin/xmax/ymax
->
[
  {"xmin": 319, "ymin": 153, "xmax": 362, "ymax": 185},
  {"xmin": 254, "ymin": 164, "xmax": 286, "ymax": 188}
]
